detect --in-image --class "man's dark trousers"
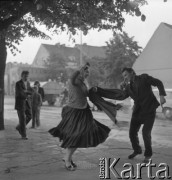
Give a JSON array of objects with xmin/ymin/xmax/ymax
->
[
  {"xmin": 17, "ymin": 100, "xmax": 32, "ymax": 137},
  {"xmin": 129, "ymin": 111, "xmax": 156, "ymax": 157}
]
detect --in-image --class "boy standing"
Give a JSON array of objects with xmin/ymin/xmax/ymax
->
[{"xmin": 31, "ymin": 86, "xmax": 42, "ymax": 128}]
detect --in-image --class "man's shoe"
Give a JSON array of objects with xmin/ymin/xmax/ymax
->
[
  {"xmin": 142, "ymin": 156, "xmax": 151, "ymax": 163},
  {"xmin": 29, "ymin": 126, "xmax": 35, "ymax": 129},
  {"xmin": 128, "ymin": 151, "xmax": 142, "ymax": 159},
  {"xmin": 16, "ymin": 126, "xmax": 21, "ymax": 135},
  {"xmin": 21, "ymin": 137, "xmax": 28, "ymax": 140}
]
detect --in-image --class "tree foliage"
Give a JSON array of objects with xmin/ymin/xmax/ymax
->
[
  {"xmin": 45, "ymin": 53, "xmax": 68, "ymax": 83},
  {"xmin": 82, "ymin": 31, "xmax": 142, "ymax": 88},
  {"xmin": 0, "ymin": 0, "xmax": 148, "ymax": 55},
  {"xmin": 104, "ymin": 31, "xmax": 142, "ymax": 88},
  {"xmin": 0, "ymin": 0, "xmax": 168, "ymax": 129},
  {"xmin": 83, "ymin": 56, "xmax": 106, "ymax": 87}
]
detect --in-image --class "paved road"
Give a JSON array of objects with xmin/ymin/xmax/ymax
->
[{"xmin": 1, "ymin": 96, "xmax": 172, "ymax": 180}]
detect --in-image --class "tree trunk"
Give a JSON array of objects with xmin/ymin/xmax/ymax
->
[
  {"xmin": 0, "ymin": 3, "xmax": 34, "ymax": 130},
  {"xmin": 0, "ymin": 33, "xmax": 7, "ymax": 130}
]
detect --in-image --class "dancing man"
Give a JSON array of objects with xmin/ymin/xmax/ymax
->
[{"xmin": 120, "ymin": 67, "xmax": 166, "ymax": 163}]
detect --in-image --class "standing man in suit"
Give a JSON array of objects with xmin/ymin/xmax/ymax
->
[
  {"xmin": 15, "ymin": 71, "xmax": 33, "ymax": 140},
  {"xmin": 120, "ymin": 67, "xmax": 166, "ymax": 163}
]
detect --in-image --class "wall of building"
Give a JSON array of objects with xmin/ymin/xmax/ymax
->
[{"xmin": 32, "ymin": 45, "xmax": 49, "ymax": 67}]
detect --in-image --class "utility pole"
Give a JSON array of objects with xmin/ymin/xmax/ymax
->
[{"xmin": 80, "ymin": 30, "xmax": 83, "ymax": 66}]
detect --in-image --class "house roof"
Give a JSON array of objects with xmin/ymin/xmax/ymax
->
[
  {"xmin": 75, "ymin": 44, "xmax": 107, "ymax": 59},
  {"xmin": 42, "ymin": 43, "xmax": 107, "ymax": 59},
  {"xmin": 133, "ymin": 22, "xmax": 172, "ymax": 88},
  {"xmin": 32, "ymin": 43, "xmax": 107, "ymax": 68},
  {"xmin": 42, "ymin": 44, "xmax": 80, "ymax": 60}
]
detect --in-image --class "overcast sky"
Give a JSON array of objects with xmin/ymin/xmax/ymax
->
[{"xmin": 6, "ymin": 0, "xmax": 172, "ymax": 64}]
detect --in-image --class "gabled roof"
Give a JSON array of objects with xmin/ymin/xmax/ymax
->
[
  {"xmin": 133, "ymin": 22, "xmax": 172, "ymax": 71},
  {"xmin": 75, "ymin": 44, "xmax": 107, "ymax": 59},
  {"xmin": 133, "ymin": 22, "xmax": 172, "ymax": 87},
  {"xmin": 32, "ymin": 43, "xmax": 107, "ymax": 67},
  {"xmin": 163, "ymin": 23, "xmax": 172, "ymax": 30},
  {"xmin": 42, "ymin": 44, "xmax": 80, "ymax": 60}
]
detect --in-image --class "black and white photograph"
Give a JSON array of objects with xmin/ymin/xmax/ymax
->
[{"xmin": 0, "ymin": 0, "xmax": 172, "ymax": 179}]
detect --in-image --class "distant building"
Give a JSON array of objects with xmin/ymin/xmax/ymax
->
[
  {"xmin": 32, "ymin": 43, "xmax": 80, "ymax": 68},
  {"xmin": 5, "ymin": 43, "xmax": 107, "ymax": 95},
  {"xmin": 5, "ymin": 62, "xmax": 48, "ymax": 95},
  {"xmin": 32, "ymin": 43, "xmax": 107, "ymax": 68}
]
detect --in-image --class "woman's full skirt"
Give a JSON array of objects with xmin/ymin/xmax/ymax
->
[{"xmin": 48, "ymin": 105, "xmax": 110, "ymax": 148}]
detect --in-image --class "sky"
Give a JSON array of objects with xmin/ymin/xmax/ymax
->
[{"xmin": 6, "ymin": 0, "xmax": 172, "ymax": 64}]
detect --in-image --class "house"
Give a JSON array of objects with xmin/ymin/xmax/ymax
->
[
  {"xmin": 5, "ymin": 43, "xmax": 107, "ymax": 95},
  {"xmin": 32, "ymin": 43, "xmax": 80, "ymax": 68},
  {"xmin": 32, "ymin": 43, "xmax": 107, "ymax": 68},
  {"xmin": 133, "ymin": 22, "xmax": 172, "ymax": 88}
]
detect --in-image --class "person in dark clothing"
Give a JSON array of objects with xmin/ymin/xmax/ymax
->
[
  {"xmin": 31, "ymin": 85, "xmax": 42, "ymax": 128},
  {"xmin": 120, "ymin": 67, "xmax": 166, "ymax": 163},
  {"xmin": 34, "ymin": 81, "xmax": 44, "ymax": 103},
  {"xmin": 15, "ymin": 71, "xmax": 33, "ymax": 140}
]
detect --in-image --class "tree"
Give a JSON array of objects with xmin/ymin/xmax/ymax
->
[
  {"xmin": 45, "ymin": 53, "xmax": 68, "ymax": 83},
  {"xmin": 84, "ymin": 56, "xmax": 106, "ymax": 88},
  {"xmin": 0, "ymin": 0, "xmax": 154, "ymax": 129},
  {"xmin": 104, "ymin": 31, "xmax": 142, "ymax": 88}
]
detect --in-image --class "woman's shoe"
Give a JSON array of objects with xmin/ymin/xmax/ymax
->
[
  {"xmin": 62, "ymin": 159, "xmax": 76, "ymax": 171},
  {"xmin": 71, "ymin": 160, "xmax": 77, "ymax": 168},
  {"xmin": 65, "ymin": 164, "xmax": 76, "ymax": 171},
  {"xmin": 62, "ymin": 159, "xmax": 77, "ymax": 168}
]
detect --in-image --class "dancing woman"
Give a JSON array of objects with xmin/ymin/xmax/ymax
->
[{"xmin": 49, "ymin": 63, "xmax": 110, "ymax": 171}]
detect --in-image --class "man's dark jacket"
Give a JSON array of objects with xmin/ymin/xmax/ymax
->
[
  {"xmin": 15, "ymin": 80, "xmax": 32, "ymax": 111},
  {"xmin": 121, "ymin": 74, "xmax": 166, "ymax": 116},
  {"xmin": 91, "ymin": 74, "xmax": 166, "ymax": 117}
]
